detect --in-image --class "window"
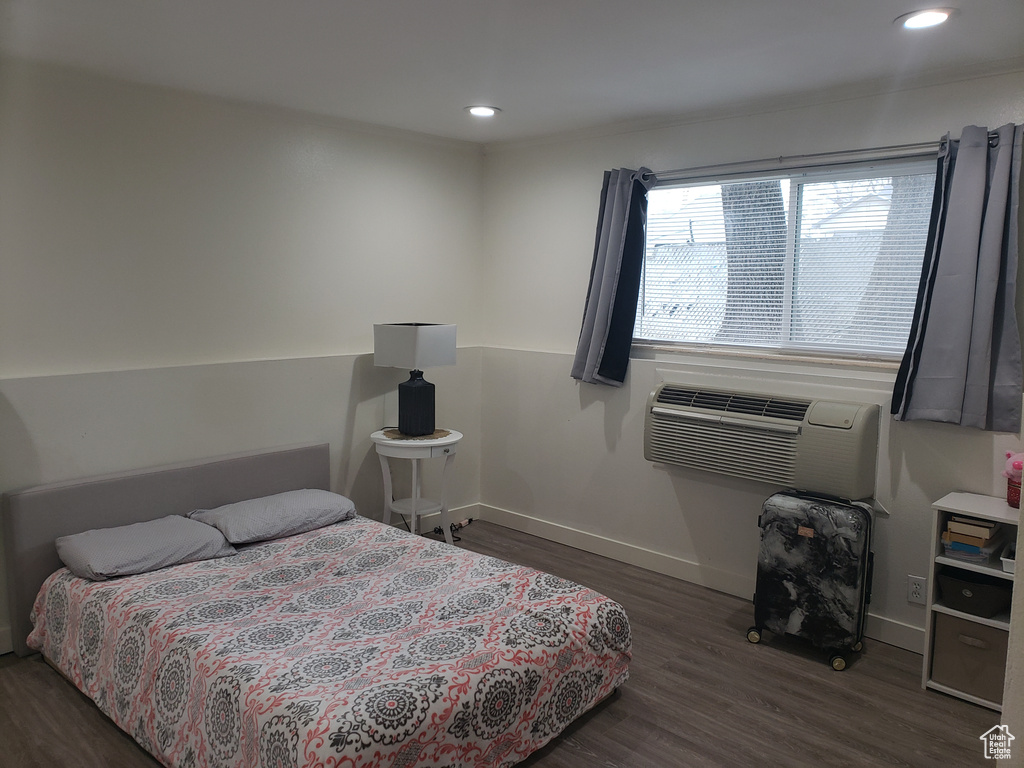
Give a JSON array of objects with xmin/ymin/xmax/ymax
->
[{"xmin": 636, "ymin": 159, "xmax": 936, "ymax": 358}]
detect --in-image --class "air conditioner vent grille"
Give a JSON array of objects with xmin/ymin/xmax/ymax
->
[
  {"xmin": 644, "ymin": 383, "xmax": 879, "ymax": 499},
  {"xmin": 655, "ymin": 384, "xmax": 810, "ymax": 422},
  {"xmin": 647, "ymin": 418, "xmax": 797, "ymax": 486}
]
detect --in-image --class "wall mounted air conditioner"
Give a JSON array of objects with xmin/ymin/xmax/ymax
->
[{"xmin": 644, "ymin": 383, "xmax": 879, "ymax": 500}]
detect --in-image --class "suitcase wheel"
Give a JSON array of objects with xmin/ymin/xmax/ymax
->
[
  {"xmin": 852, "ymin": 641, "xmax": 863, "ymax": 653},
  {"xmin": 746, "ymin": 627, "xmax": 762, "ymax": 644},
  {"xmin": 829, "ymin": 654, "xmax": 847, "ymax": 672}
]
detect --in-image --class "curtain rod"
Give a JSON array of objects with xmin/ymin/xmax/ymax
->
[{"xmin": 647, "ymin": 141, "xmax": 939, "ymax": 185}]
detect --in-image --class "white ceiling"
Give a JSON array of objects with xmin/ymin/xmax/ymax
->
[{"xmin": 1, "ymin": 0, "xmax": 1022, "ymax": 144}]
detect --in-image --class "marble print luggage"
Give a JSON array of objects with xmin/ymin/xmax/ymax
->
[{"xmin": 749, "ymin": 492, "xmax": 873, "ymax": 669}]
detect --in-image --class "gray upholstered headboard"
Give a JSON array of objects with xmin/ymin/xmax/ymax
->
[{"xmin": 2, "ymin": 442, "xmax": 331, "ymax": 656}]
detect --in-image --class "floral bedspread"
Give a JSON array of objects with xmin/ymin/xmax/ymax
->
[{"xmin": 28, "ymin": 516, "xmax": 631, "ymax": 768}]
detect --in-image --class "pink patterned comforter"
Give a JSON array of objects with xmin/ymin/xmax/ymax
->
[{"xmin": 28, "ymin": 516, "xmax": 630, "ymax": 768}]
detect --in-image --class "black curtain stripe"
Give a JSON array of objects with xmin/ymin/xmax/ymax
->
[{"xmin": 571, "ymin": 168, "xmax": 655, "ymax": 386}]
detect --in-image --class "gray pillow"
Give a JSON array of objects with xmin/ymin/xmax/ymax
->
[
  {"xmin": 188, "ymin": 489, "xmax": 356, "ymax": 544},
  {"xmin": 56, "ymin": 515, "xmax": 236, "ymax": 581}
]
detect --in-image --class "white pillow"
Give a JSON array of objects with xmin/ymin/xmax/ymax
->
[
  {"xmin": 56, "ymin": 515, "xmax": 236, "ymax": 581},
  {"xmin": 188, "ymin": 489, "xmax": 356, "ymax": 544}
]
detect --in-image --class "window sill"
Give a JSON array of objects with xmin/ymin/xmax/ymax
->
[
  {"xmin": 630, "ymin": 342, "xmax": 899, "ymax": 403},
  {"xmin": 630, "ymin": 341, "xmax": 901, "ymax": 371}
]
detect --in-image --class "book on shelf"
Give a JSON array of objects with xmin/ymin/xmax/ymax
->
[
  {"xmin": 943, "ymin": 529, "xmax": 995, "ymax": 548},
  {"xmin": 948, "ymin": 518, "xmax": 1002, "ymax": 539},
  {"xmin": 950, "ymin": 515, "xmax": 999, "ymax": 525},
  {"xmin": 942, "ymin": 528, "xmax": 1005, "ymax": 558}
]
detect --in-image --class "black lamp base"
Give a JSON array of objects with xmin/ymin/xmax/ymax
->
[{"xmin": 398, "ymin": 370, "xmax": 435, "ymax": 436}]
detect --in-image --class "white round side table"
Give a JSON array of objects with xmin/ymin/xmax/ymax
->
[{"xmin": 370, "ymin": 429, "xmax": 463, "ymax": 546}]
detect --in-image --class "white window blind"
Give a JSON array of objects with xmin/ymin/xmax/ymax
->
[{"xmin": 636, "ymin": 160, "xmax": 936, "ymax": 358}]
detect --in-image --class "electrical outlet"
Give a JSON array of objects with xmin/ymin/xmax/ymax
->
[{"xmin": 907, "ymin": 575, "xmax": 927, "ymax": 605}]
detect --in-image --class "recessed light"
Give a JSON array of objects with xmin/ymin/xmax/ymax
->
[
  {"xmin": 895, "ymin": 8, "xmax": 955, "ymax": 28},
  {"xmin": 465, "ymin": 106, "xmax": 500, "ymax": 118}
]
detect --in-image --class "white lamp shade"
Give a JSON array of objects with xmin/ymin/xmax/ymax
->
[{"xmin": 374, "ymin": 323, "xmax": 457, "ymax": 370}]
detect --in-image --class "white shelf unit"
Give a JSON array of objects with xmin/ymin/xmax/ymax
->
[{"xmin": 923, "ymin": 492, "xmax": 1018, "ymax": 711}]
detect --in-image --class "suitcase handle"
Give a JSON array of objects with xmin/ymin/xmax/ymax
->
[{"xmin": 782, "ymin": 488, "xmax": 874, "ymax": 516}]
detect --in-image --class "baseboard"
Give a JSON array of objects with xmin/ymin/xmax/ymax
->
[
  {"xmin": 476, "ymin": 504, "xmax": 923, "ymax": 654},
  {"xmin": 865, "ymin": 613, "xmax": 924, "ymax": 655},
  {"xmin": 0, "ymin": 623, "xmax": 11, "ymax": 656},
  {"xmin": 380, "ymin": 504, "xmax": 484, "ymax": 534},
  {"xmin": 448, "ymin": 503, "xmax": 485, "ymax": 526},
  {"xmin": 477, "ymin": 504, "xmax": 753, "ymax": 599}
]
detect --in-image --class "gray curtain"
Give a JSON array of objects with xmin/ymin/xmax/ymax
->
[
  {"xmin": 571, "ymin": 167, "xmax": 655, "ymax": 386},
  {"xmin": 892, "ymin": 124, "xmax": 1023, "ymax": 432}
]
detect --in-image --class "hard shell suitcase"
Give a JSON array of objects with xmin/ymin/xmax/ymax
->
[{"xmin": 747, "ymin": 491, "xmax": 873, "ymax": 670}]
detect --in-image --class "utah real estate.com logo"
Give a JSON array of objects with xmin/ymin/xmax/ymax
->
[{"xmin": 980, "ymin": 725, "xmax": 1014, "ymax": 760}]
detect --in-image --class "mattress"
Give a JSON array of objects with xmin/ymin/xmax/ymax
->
[{"xmin": 28, "ymin": 516, "xmax": 631, "ymax": 767}]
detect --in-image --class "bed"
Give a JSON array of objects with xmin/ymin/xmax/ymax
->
[{"xmin": 2, "ymin": 443, "xmax": 631, "ymax": 768}]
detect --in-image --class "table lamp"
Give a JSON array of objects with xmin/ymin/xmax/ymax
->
[{"xmin": 373, "ymin": 323, "xmax": 457, "ymax": 436}]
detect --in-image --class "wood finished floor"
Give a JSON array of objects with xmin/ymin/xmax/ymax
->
[{"xmin": 0, "ymin": 520, "xmax": 1000, "ymax": 767}]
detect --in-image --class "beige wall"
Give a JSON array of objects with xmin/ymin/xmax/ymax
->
[
  {"xmin": 0, "ymin": 59, "xmax": 485, "ymax": 652},
  {"xmin": 480, "ymin": 71, "xmax": 1024, "ymax": 350},
  {"xmin": 478, "ymin": 70, "xmax": 1024, "ymax": 722},
  {"xmin": 2, "ymin": 54, "xmax": 1024, "ymax": 731},
  {"xmin": 478, "ymin": 348, "xmax": 1022, "ymax": 649},
  {"xmin": 0, "ymin": 58, "xmax": 485, "ymax": 377},
  {"xmin": 0, "ymin": 352, "xmax": 484, "ymax": 655}
]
